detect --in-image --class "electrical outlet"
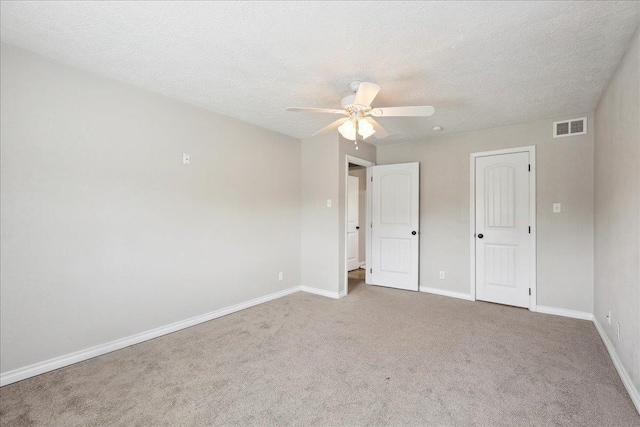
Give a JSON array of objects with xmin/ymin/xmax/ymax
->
[
  {"xmin": 326, "ymin": 199, "xmax": 332, "ymax": 208},
  {"xmin": 439, "ymin": 271, "xmax": 445, "ymax": 279},
  {"xmin": 278, "ymin": 272, "xmax": 284, "ymax": 281},
  {"xmin": 607, "ymin": 311, "xmax": 611, "ymax": 325},
  {"xmin": 616, "ymin": 323, "xmax": 620, "ymax": 339},
  {"xmin": 182, "ymin": 153, "xmax": 190, "ymax": 165},
  {"xmin": 553, "ymin": 203, "xmax": 561, "ymax": 213}
]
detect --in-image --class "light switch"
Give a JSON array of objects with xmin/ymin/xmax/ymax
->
[
  {"xmin": 182, "ymin": 153, "xmax": 190, "ymax": 165},
  {"xmin": 326, "ymin": 199, "xmax": 332, "ymax": 208},
  {"xmin": 553, "ymin": 203, "xmax": 561, "ymax": 213}
]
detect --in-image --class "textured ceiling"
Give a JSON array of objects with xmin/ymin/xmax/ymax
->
[{"xmin": 1, "ymin": 1, "xmax": 639, "ymax": 144}]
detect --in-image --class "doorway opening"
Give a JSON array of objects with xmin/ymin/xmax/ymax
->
[
  {"xmin": 347, "ymin": 163, "xmax": 367, "ymax": 293},
  {"xmin": 344, "ymin": 155, "xmax": 374, "ymax": 295},
  {"xmin": 344, "ymin": 157, "xmax": 421, "ymax": 295}
]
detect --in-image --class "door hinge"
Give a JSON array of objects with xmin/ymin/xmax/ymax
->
[
  {"xmin": 529, "ymin": 288, "xmax": 531, "ymax": 296},
  {"xmin": 370, "ymin": 268, "xmax": 372, "ymax": 274},
  {"xmin": 371, "ymin": 176, "xmax": 373, "ymax": 182},
  {"xmin": 528, "ymin": 164, "xmax": 531, "ymax": 172},
  {"xmin": 528, "ymin": 226, "xmax": 531, "ymax": 234},
  {"xmin": 370, "ymin": 222, "xmax": 373, "ymax": 228}
]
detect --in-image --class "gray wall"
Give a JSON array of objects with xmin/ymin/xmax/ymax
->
[
  {"xmin": 377, "ymin": 115, "xmax": 594, "ymax": 313},
  {"xmin": 0, "ymin": 45, "xmax": 302, "ymax": 374},
  {"xmin": 594, "ymin": 27, "xmax": 640, "ymax": 393},
  {"xmin": 300, "ymin": 134, "xmax": 375, "ymax": 295},
  {"xmin": 348, "ymin": 167, "xmax": 367, "ymax": 265},
  {"xmin": 301, "ymin": 134, "xmax": 340, "ymax": 293}
]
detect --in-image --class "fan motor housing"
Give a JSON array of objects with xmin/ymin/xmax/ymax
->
[
  {"xmin": 341, "ymin": 95, "xmax": 356, "ymax": 108},
  {"xmin": 341, "ymin": 96, "xmax": 372, "ymax": 119},
  {"xmin": 348, "ymin": 80, "xmax": 362, "ymax": 92}
]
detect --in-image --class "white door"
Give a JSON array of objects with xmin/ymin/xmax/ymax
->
[
  {"xmin": 475, "ymin": 152, "xmax": 530, "ymax": 308},
  {"xmin": 370, "ymin": 163, "xmax": 419, "ymax": 291},
  {"xmin": 347, "ymin": 175, "xmax": 360, "ymax": 271}
]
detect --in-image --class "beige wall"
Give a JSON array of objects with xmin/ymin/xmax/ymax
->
[
  {"xmin": 377, "ymin": 115, "xmax": 594, "ymax": 313},
  {"xmin": 594, "ymin": 27, "xmax": 640, "ymax": 393},
  {"xmin": 348, "ymin": 167, "xmax": 367, "ymax": 265},
  {"xmin": 0, "ymin": 45, "xmax": 302, "ymax": 374}
]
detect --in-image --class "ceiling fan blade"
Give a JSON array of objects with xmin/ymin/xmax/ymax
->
[
  {"xmin": 364, "ymin": 117, "xmax": 389, "ymax": 139},
  {"xmin": 370, "ymin": 106, "xmax": 435, "ymax": 117},
  {"xmin": 312, "ymin": 118, "xmax": 349, "ymax": 136},
  {"xmin": 353, "ymin": 82, "xmax": 380, "ymax": 107},
  {"xmin": 286, "ymin": 107, "xmax": 345, "ymax": 114}
]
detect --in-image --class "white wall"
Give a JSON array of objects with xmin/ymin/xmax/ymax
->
[
  {"xmin": 594, "ymin": 26, "xmax": 640, "ymax": 394},
  {"xmin": 377, "ymin": 115, "xmax": 594, "ymax": 313},
  {"xmin": 0, "ymin": 45, "xmax": 302, "ymax": 374},
  {"xmin": 348, "ymin": 167, "xmax": 367, "ymax": 265}
]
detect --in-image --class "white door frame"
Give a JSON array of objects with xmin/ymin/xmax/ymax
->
[
  {"xmin": 469, "ymin": 145, "xmax": 537, "ymax": 311},
  {"xmin": 344, "ymin": 155, "xmax": 375, "ymax": 295}
]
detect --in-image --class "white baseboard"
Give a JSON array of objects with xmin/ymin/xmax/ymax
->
[
  {"xmin": 0, "ymin": 285, "xmax": 301, "ymax": 387},
  {"xmin": 593, "ymin": 317, "xmax": 640, "ymax": 414},
  {"xmin": 358, "ymin": 261, "xmax": 366, "ymax": 268},
  {"xmin": 419, "ymin": 287, "xmax": 474, "ymax": 301},
  {"xmin": 338, "ymin": 289, "xmax": 347, "ymax": 298},
  {"xmin": 535, "ymin": 305, "xmax": 593, "ymax": 321},
  {"xmin": 300, "ymin": 286, "xmax": 340, "ymax": 299}
]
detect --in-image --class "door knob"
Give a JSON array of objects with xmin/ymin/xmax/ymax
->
[
  {"xmin": 478, "ymin": 233, "xmax": 484, "ymax": 239},
  {"xmin": 411, "ymin": 231, "xmax": 417, "ymax": 235},
  {"xmin": 356, "ymin": 226, "xmax": 360, "ymax": 230}
]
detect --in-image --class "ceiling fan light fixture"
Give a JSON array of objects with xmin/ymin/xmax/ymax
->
[
  {"xmin": 357, "ymin": 119, "xmax": 375, "ymax": 139},
  {"xmin": 286, "ymin": 81, "xmax": 434, "ymax": 140},
  {"xmin": 338, "ymin": 120, "xmax": 356, "ymax": 140}
]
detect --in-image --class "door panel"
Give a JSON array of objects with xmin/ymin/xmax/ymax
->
[
  {"xmin": 380, "ymin": 173, "xmax": 411, "ymax": 225},
  {"xmin": 485, "ymin": 165, "xmax": 516, "ymax": 228},
  {"xmin": 370, "ymin": 163, "xmax": 419, "ymax": 291},
  {"xmin": 475, "ymin": 152, "xmax": 529, "ymax": 308},
  {"xmin": 347, "ymin": 175, "xmax": 359, "ymax": 271},
  {"xmin": 380, "ymin": 238, "xmax": 412, "ymax": 273},
  {"xmin": 485, "ymin": 244, "xmax": 517, "ymax": 287}
]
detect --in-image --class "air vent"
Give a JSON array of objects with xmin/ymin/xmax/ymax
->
[{"xmin": 553, "ymin": 117, "xmax": 587, "ymax": 138}]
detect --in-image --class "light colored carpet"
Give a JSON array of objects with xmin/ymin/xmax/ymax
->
[{"xmin": 1, "ymin": 272, "xmax": 638, "ymax": 426}]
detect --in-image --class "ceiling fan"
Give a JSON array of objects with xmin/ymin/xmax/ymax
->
[{"xmin": 286, "ymin": 81, "xmax": 435, "ymax": 144}]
